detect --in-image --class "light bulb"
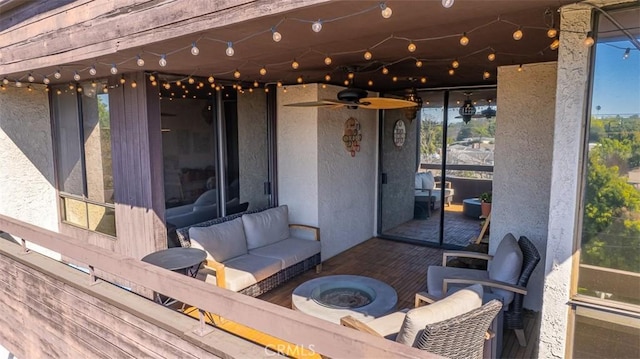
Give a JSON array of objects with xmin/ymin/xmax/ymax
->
[
  {"xmin": 191, "ymin": 42, "xmax": 200, "ymax": 56},
  {"xmin": 364, "ymin": 51, "xmax": 372, "ymax": 60},
  {"xmin": 325, "ymin": 74, "xmax": 331, "ymax": 82},
  {"xmin": 459, "ymin": 33, "xmax": 469, "ymax": 46},
  {"xmin": 291, "ymin": 60, "xmax": 299, "ymax": 69},
  {"xmin": 297, "ymin": 76, "xmax": 303, "ymax": 84},
  {"xmin": 392, "ymin": 76, "xmax": 398, "ymax": 82},
  {"xmin": 27, "ymin": 73, "xmax": 34, "ymax": 82},
  {"xmin": 343, "ymin": 80, "xmax": 350, "ymax": 86},
  {"xmin": 264, "ymin": 88, "xmax": 269, "ymax": 93},
  {"xmin": 198, "ymin": 82, "xmax": 204, "ymax": 88},
  {"xmin": 43, "ymin": 77, "xmax": 50, "ymax": 85},
  {"xmin": 176, "ymin": 80, "xmax": 182, "ymax": 86},
  {"xmin": 151, "ymin": 81, "xmax": 157, "ymax": 86},
  {"xmin": 253, "ymin": 80, "xmax": 259, "ymax": 87},
  {"xmin": 380, "ymin": 3, "xmax": 392, "ymax": 18},
  {"xmin": 271, "ymin": 27, "xmax": 282, "ymax": 42},
  {"xmin": 324, "ymin": 56, "xmax": 332, "ymax": 66},
  {"xmin": 15, "ymin": 81, "xmax": 22, "ymax": 87},
  {"xmin": 448, "ymin": 68, "xmax": 455, "ymax": 75},
  {"xmin": 277, "ymin": 81, "xmax": 282, "ymax": 87},
  {"xmin": 517, "ymin": 64, "xmax": 523, "ymax": 72},
  {"xmin": 73, "ymin": 72, "xmax": 81, "ymax": 81},
  {"xmin": 233, "ymin": 70, "xmax": 241, "ymax": 79},
  {"xmin": 583, "ymin": 32, "xmax": 594, "ymax": 47},
  {"xmin": 136, "ymin": 56, "xmax": 145, "ymax": 66},
  {"xmin": 102, "ymin": 86, "xmax": 108, "ymax": 93},
  {"xmin": 623, "ymin": 48, "xmax": 630, "ymax": 60},
  {"xmin": 54, "ymin": 70, "xmax": 62, "ymax": 79},
  {"xmin": 442, "ymin": 0, "xmax": 454, "ymax": 8},
  {"xmin": 487, "ymin": 52, "xmax": 496, "ymax": 61},
  {"xmin": 382, "ymin": 67, "xmax": 389, "ymax": 75},
  {"xmin": 110, "ymin": 64, "xmax": 118, "ymax": 74},
  {"xmin": 0, "ymin": 85, "xmax": 4, "ymax": 91},
  {"xmin": 226, "ymin": 42, "xmax": 235, "ymax": 56},
  {"xmin": 416, "ymin": 60, "xmax": 423, "ymax": 68},
  {"xmin": 483, "ymin": 71, "xmax": 491, "ymax": 79},
  {"xmin": 131, "ymin": 81, "xmax": 137, "ymax": 88},
  {"xmin": 420, "ymin": 77, "xmax": 427, "ymax": 84},
  {"xmin": 208, "ymin": 76, "xmax": 215, "ymax": 83},
  {"xmin": 119, "ymin": 76, "xmax": 126, "ymax": 84},
  {"xmin": 348, "ymin": 72, "xmax": 355, "ymax": 79},
  {"xmin": 513, "ymin": 28, "xmax": 523, "ymax": 41},
  {"xmin": 89, "ymin": 66, "xmax": 97, "ymax": 76},
  {"xmin": 149, "ymin": 74, "xmax": 156, "ymax": 82},
  {"xmin": 259, "ymin": 67, "xmax": 267, "ymax": 76},
  {"xmin": 2, "ymin": 77, "xmax": 8, "ymax": 85},
  {"xmin": 547, "ymin": 28, "xmax": 557, "ymax": 38},
  {"xmin": 312, "ymin": 20, "xmax": 323, "ymax": 33},
  {"xmin": 452, "ymin": 60, "xmax": 459, "ymax": 69},
  {"xmin": 91, "ymin": 80, "xmax": 97, "ymax": 87},
  {"xmin": 187, "ymin": 77, "xmax": 194, "ymax": 84},
  {"xmin": 68, "ymin": 83, "xmax": 73, "ymax": 90},
  {"xmin": 56, "ymin": 89, "xmax": 62, "ymax": 95},
  {"xmin": 159, "ymin": 55, "xmax": 167, "ymax": 67},
  {"xmin": 407, "ymin": 42, "xmax": 417, "ymax": 52},
  {"xmin": 27, "ymin": 85, "xmax": 32, "ymax": 92},
  {"xmin": 550, "ymin": 39, "xmax": 560, "ymax": 50},
  {"xmin": 368, "ymin": 80, "xmax": 373, "ymax": 86}
]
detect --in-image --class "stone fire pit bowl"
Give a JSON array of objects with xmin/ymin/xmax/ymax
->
[{"xmin": 292, "ymin": 275, "xmax": 398, "ymax": 324}]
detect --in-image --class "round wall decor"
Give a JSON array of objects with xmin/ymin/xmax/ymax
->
[
  {"xmin": 343, "ymin": 117, "xmax": 362, "ymax": 157},
  {"xmin": 393, "ymin": 120, "xmax": 406, "ymax": 147}
]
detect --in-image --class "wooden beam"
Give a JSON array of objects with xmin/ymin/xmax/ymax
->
[{"xmin": 0, "ymin": 0, "xmax": 331, "ymax": 75}]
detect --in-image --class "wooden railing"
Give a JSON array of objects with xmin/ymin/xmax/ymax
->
[{"xmin": 0, "ymin": 214, "xmax": 439, "ymax": 359}]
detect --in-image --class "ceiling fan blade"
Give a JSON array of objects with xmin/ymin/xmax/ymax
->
[
  {"xmin": 284, "ymin": 99, "xmax": 346, "ymax": 107},
  {"xmin": 358, "ymin": 97, "xmax": 418, "ymax": 110}
]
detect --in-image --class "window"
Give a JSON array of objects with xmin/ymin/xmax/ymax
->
[
  {"xmin": 572, "ymin": 5, "xmax": 640, "ymax": 357},
  {"xmin": 51, "ymin": 80, "xmax": 116, "ymax": 236}
]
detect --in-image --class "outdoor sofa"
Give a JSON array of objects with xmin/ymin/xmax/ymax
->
[{"xmin": 176, "ymin": 205, "xmax": 321, "ymax": 297}]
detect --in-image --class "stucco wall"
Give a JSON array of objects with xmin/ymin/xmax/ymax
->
[
  {"xmin": 380, "ymin": 110, "xmax": 416, "ymax": 232},
  {"xmin": 493, "ymin": 62, "xmax": 557, "ymax": 311},
  {"xmin": 277, "ymin": 84, "xmax": 378, "ymax": 260},
  {"xmin": 238, "ymin": 91, "xmax": 269, "ymax": 210},
  {"xmin": 0, "ymin": 85, "xmax": 60, "ymax": 259},
  {"xmin": 539, "ymin": 4, "xmax": 593, "ymax": 358},
  {"xmin": 277, "ymin": 85, "xmax": 319, "ymax": 227},
  {"xmin": 317, "ymin": 85, "xmax": 378, "ymax": 260}
]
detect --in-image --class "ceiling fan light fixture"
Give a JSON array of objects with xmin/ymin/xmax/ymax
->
[{"xmin": 403, "ymin": 88, "xmax": 422, "ymax": 120}]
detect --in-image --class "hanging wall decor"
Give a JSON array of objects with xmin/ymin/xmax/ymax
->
[
  {"xmin": 343, "ymin": 117, "xmax": 362, "ymax": 157},
  {"xmin": 393, "ymin": 119, "xmax": 406, "ymax": 148}
]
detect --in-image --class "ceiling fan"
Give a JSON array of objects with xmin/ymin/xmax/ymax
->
[
  {"xmin": 454, "ymin": 93, "xmax": 498, "ymax": 123},
  {"xmin": 285, "ymin": 88, "xmax": 419, "ymax": 110}
]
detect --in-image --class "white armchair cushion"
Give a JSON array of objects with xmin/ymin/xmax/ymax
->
[
  {"xmin": 488, "ymin": 233, "xmax": 523, "ymax": 304},
  {"xmin": 189, "ymin": 217, "xmax": 247, "ymax": 263},
  {"xmin": 242, "ymin": 205, "xmax": 290, "ymax": 250},
  {"xmin": 395, "ymin": 284, "xmax": 483, "ymax": 347},
  {"xmin": 427, "ymin": 266, "xmax": 489, "ymax": 298}
]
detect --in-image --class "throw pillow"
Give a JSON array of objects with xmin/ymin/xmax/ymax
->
[
  {"xmin": 396, "ymin": 284, "xmax": 483, "ymax": 347},
  {"xmin": 242, "ymin": 205, "xmax": 290, "ymax": 250},
  {"xmin": 488, "ymin": 233, "xmax": 523, "ymax": 304},
  {"xmin": 189, "ymin": 217, "xmax": 247, "ymax": 263}
]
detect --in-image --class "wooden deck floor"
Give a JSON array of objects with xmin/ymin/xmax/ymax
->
[{"xmin": 259, "ymin": 237, "xmax": 540, "ymax": 358}]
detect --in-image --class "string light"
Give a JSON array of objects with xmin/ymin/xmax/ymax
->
[
  {"xmin": 43, "ymin": 77, "xmax": 50, "ymax": 85},
  {"xmin": 459, "ymin": 33, "xmax": 469, "ymax": 46},
  {"xmin": 176, "ymin": 80, "xmax": 182, "ymax": 86},
  {"xmin": 368, "ymin": 80, "xmax": 373, "ymax": 86},
  {"xmin": 277, "ymin": 81, "xmax": 283, "ymax": 87},
  {"xmin": 547, "ymin": 28, "xmax": 558, "ymax": 38},
  {"xmin": 550, "ymin": 39, "xmax": 560, "ymax": 50},
  {"xmin": 27, "ymin": 85, "xmax": 32, "ymax": 92},
  {"xmin": 27, "ymin": 73, "xmax": 34, "ymax": 82},
  {"xmin": 226, "ymin": 42, "xmax": 235, "ymax": 56},
  {"xmin": 131, "ymin": 80, "xmax": 137, "ymax": 88},
  {"xmin": 312, "ymin": 20, "xmax": 323, "ymax": 33},
  {"xmin": 513, "ymin": 28, "xmax": 523, "ymax": 41},
  {"xmin": 421, "ymin": 77, "xmax": 427, "ymax": 83},
  {"xmin": 452, "ymin": 59, "xmax": 459, "ymax": 69},
  {"xmin": 110, "ymin": 64, "xmax": 118, "ymax": 74},
  {"xmin": 415, "ymin": 60, "xmax": 423, "ymax": 68},
  {"xmin": 448, "ymin": 68, "xmax": 455, "ymax": 75},
  {"xmin": 73, "ymin": 72, "xmax": 81, "ymax": 81},
  {"xmin": 291, "ymin": 60, "xmax": 299, "ymax": 69},
  {"xmin": 259, "ymin": 67, "xmax": 267, "ymax": 76},
  {"xmin": 392, "ymin": 76, "xmax": 398, "ymax": 82},
  {"xmin": 407, "ymin": 42, "xmax": 417, "ymax": 52},
  {"xmin": 380, "ymin": 2, "xmax": 392, "ymax": 18},
  {"xmin": 364, "ymin": 50, "xmax": 373, "ymax": 60},
  {"xmin": 343, "ymin": 80, "xmax": 350, "ymax": 86},
  {"xmin": 324, "ymin": 74, "xmax": 331, "ymax": 81},
  {"xmin": 136, "ymin": 55, "xmax": 145, "ymax": 66},
  {"xmin": 517, "ymin": 64, "xmax": 523, "ymax": 72},
  {"xmin": 623, "ymin": 48, "xmax": 630, "ymax": 59},
  {"xmin": 348, "ymin": 72, "xmax": 355, "ymax": 79},
  {"xmin": 91, "ymin": 80, "xmax": 97, "ymax": 87},
  {"xmin": 2, "ymin": 77, "xmax": 8, "ymax": 85},
  {"xmin": 0, "ymin": 85, "xmax": 5, "ymax": 91},
  {"xmin": 442, "ymin": 0, "xmax": 454, "ymax": 8},
  {"xmin": 56, "ymin": 89, "xmax": 62, "ymax": 95},
  {"xmin": 119, "ymin": 75, "xmax": 126, "ymax": 84},
  {"xmin": 271, "ymin": 27, "xmax": 282, "ymax": 42},
  {"xmin": 487, "ymin": 52, "xmax": 496, "ymax": 61},
  {"xmin": 483, "ymin": 71, "xmax": 491, "ymax": 79},
  {"xmin": 89, "ymin": 66, "xmax": 97, "ymax": 76},
  {"xmin": 233, "ymin": 69, "xmax": 241, "ymax": 79},
  {"xmin": 583, "ymin": 31, "xmax": 594, "ymax": 47},
  {"xmin": 149, "ymin": 74, "xmax": 156, "ymax": 82},
  {"xmin": 188, "ymin": 77, "xmax": 195, "ymax": 84},
  {"xmin": 67, "ymin": 83, "xmax": 73, "ymax": 90},
  {"xmin": 382, "ymin": 67, "xmax": 389, "ymax": 75},
  {"xmin": 297, "ymin": 76, "xmax": 303, "ymax": 83},
  {"xmin": 254, "ymin": 80, "xmax": 259, "ymax": 87},
  {"xmin": 324, "ymin": 56, "xmax": 332, "ymax": 66},
  {"xmin": 54, "ymin": 70, "xmax": 62, "ymax": 79},
  {"xmin": 191, "ymin": 42, "xmax": 200, "ymax": 56}
]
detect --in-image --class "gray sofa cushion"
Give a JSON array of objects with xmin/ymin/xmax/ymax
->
[
  {"xmin": 427, "ymin": 265, "xmax": 489, "ymax": 298},
  {"xmin": 396, "ymin": 284, "xmax": 483, "ymax": 347},
  {"xmin": 249, "ymin": 237, "xmax": 321, "ymax": 268},
  {"xmin": 222, "ymin": 254, "xmax": 283, "ymax": 292},
  {"xmin": 488, "ymin": 233, "xmax": 523, "ymax": 304},
  {"xmin": 242, "ymin": 205, "xmax": 290, "ymax": 250},
  {"xmin": 189, "ymin": 217, "xmax": 247, "ymax": 263}
]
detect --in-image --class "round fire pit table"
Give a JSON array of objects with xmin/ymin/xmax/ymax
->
[{"xmin": 292, "ymin": 275, "xmax": 397, "ymax": 324}]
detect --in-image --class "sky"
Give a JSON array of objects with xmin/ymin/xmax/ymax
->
[{"xmin": 591, "ymin": 40, "xmax": 640, "ymax": 117}]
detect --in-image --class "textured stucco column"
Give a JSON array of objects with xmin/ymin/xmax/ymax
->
[{"xmin": 539, "ymin": 4, "xmax": 592, "ymax": 358}]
